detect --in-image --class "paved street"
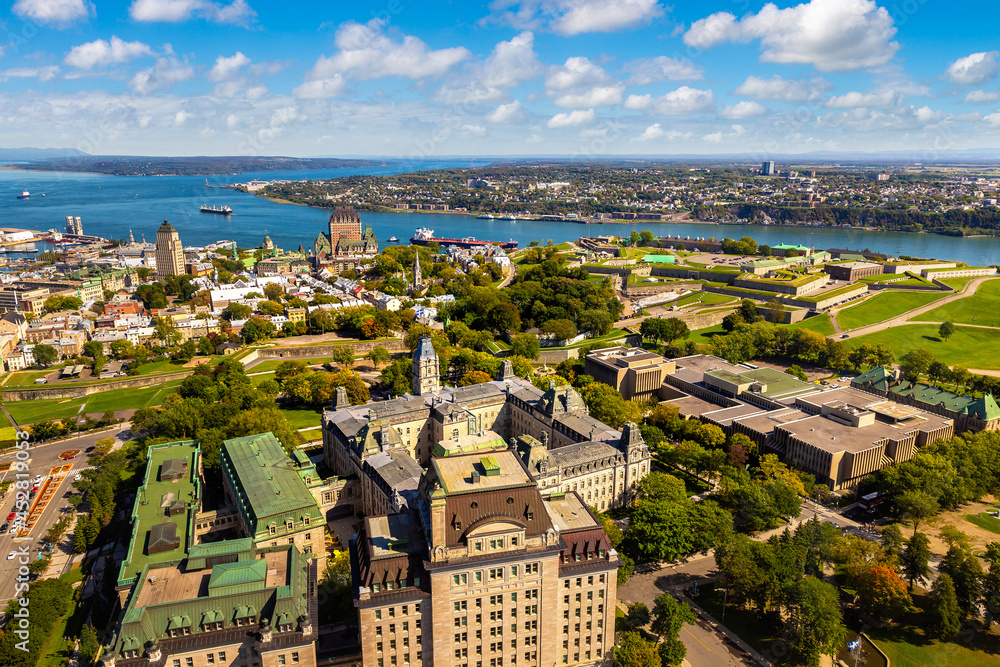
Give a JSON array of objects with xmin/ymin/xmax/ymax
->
[{"xmin": 0, "ymin": 424, "xmax": 130, "ymax": 606}]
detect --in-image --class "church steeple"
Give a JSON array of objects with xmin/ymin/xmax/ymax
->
[
  {"xmin": 128, "ymin": 229, "xmax": 135, "ymax": 244},
  {"xmin": 413, "ymin": 249, "xmax": 423, "ymax": 290},
  {"xmin": 412, "ymin": 335, "xmax": 440, "ymax": 396}
]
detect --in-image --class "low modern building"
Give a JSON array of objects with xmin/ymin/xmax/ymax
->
[
  {"xmin": 824, "ymin": 261, "xmax": 884, "ymax": 281},
  {"xmin": 584, "ymin": 346, "xmax": 676, "ymax": 402}
]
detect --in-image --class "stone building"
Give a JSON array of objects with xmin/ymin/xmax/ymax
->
[
  {"xmin": 155, "ymin": 220, "xmax": 185, "ymax": 281},
  {"xmin": 313, "ymin": 206, "xmax": 379, "ymax": 259}
]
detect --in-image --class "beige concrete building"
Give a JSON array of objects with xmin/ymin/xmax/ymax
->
[
  {"xmin": 584, "ymin": 346, "xmax": 676, "ymax": 402},
  {"xmin": 354, "ymin": 451, "xmax": 618, "ymax": 667},
  {"xmin": 155, "ymin": 220, "xmax": 186, "ymax": 281}
]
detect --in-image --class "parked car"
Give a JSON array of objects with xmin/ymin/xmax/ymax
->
[
  {"xmin": 6, "ymin": 512, "xmax": 15, "ymax": 521},
  {"xmin": 6, "ymin": 551, "xmax": 14, "ymax": 560},
  {"xmin": 0, "ymin": 524, "xmax": 7, "ymax": 534}
]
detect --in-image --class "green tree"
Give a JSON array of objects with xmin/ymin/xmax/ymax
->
[
  {"xmin": 486, "ymin": 302, "xmax": 522, "ymax": 334},
  {"xmin": 929, "ymin": 573, "xmax": 962, "ymax": 638},
  {"xmin": 897, "ymin": 489, "xmax": 938, "ymax": 537},
  {"xmin": 153, "ymin": 316, "xmax": 182, "ymax": 347},
  {"xmin": 902, "ymin": 532, "xmax": 932, "ymax": 590},
  {"xmin": 222, "ymin": 302, "xmax": 253, "ymax": 321},
  {"xmin": 330, "ymin": 345, "xmax": 356, "ymax": 368},
  {"xmin": 33, "ymin": 343, "xmax": 58, "ymax": 367},
  {"xmin": 881, "ymin": 524, "xmax": 905, "ymax": 569},
  {"xmin": 540, "ymin": 318, "xmax": 577, "ymax": 342},
  {"xmin": 109, "ymin": 338, "xmax": 135, "ymax": 359},
  {"xmin": 615, "ymin": 631, "xmax": 661, "ymax": 667},
  {"xmin": 73, "ymin": 514, "xmax": 99, "ymax": 554},
  {"xmin": 79, "ymin": 624, "xmax": 100, "ymax": 663},
  {"xmin": 789, "ymin": 577, "xmax": 846, "ymax": 667},
  {"xmin": 900, "ymin": 348, "xmax": 935, "ymax": 380},
  {"xmin": 367, "ymin": 345, "xmax": 391, "ymax": 369},
  {"xmin": 578, "ymin": 381, "xmax": 642, "ymax": 427},
  {"xmin": 509, "ymin": 333, "xmax": 541, "ymax": 360},
  {"xmin": 624, "ymin": 602, "xmax": 651, "ymax": 631},
  {"xmin": 939, "ymin": 320, "xmax": 956, "ymax": 342},
  {"xmin": 650, "ymin": 593, "xmax": 696, "ymax": 644}
]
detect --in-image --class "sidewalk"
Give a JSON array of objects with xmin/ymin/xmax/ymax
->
[{"xmin": 680, "ymin": 581, "xmax": 775, "ymax": 667}]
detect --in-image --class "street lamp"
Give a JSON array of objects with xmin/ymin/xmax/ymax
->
[{"xmin": 717, "ymin": 587, "xmax": 728, "ymax": 624}]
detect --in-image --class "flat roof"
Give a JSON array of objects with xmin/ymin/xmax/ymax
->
[
  {"xmin": 664, "ymin": 395, "xmax": 732, "ymax": 419},
  {"xmin": 706, "ymin": 366, "xmax": 816, "ymax": 398},
  {"xmin": 779, "ymin": 414, "xmax": 903, "ymax": 454},
  {"xmin": 366, "ymin": 512, "xmax": 427, "ymax": 559},
  {"xmin": 544, "ymin": 492, "xmax": 599, "ymax": 532},
  {"xmin": 432, "ymin": 450, "xmax": 532, "ymax": 494},
  {"xmin": 120, "ymin": 441, "xmax": 200, "ymax": 586}
]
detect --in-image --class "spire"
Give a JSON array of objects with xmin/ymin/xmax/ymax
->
[
  {"xmin": 413, "ymin": 248, "xmax": 423, "ymax": 290},
  {"xmin": 128, "ymin": 229, "xmax": 135, "ymax": 244}
]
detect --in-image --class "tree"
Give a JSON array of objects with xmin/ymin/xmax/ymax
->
[
  {"xmin": 578, "ymin": 381, "xmax": 642, "ymax": 427},
  {"xmin": 241, "ymin": 317, "xmax": 276, "ymax": 344},
  {"xmin": 787, "ymin": 364, "xmax": 808, "ymax": 382},
  {"xmin": 929, "ymin": 573, "xmax": 962, "ymax": 638},
  {"xmin": 902, "ymin": 532, "xmax": 932, "ymax": 590},
  {"xmin": 79, "ymin": 624, "xmax": 100, "ymax": 664},
  {"xmin": 624, "ymin": 602, "xmax": 651, "ymax": 631},
  {"xmin": 881, "ymin": 524, "xmax": 905, "ymax": 569},
  {"xmin": 264, "ymin": 282, "xmax": 284, "ymax": 301},
  {"xmin": 900, "ymin": 348, "xmax": 935, "ymax": 380},
  {"xmin": 541, "ymin": 318, "xmax": 577, "ymax": 342},
  {"xmin": 153, "ymin": 316, "xmax": 182, "ymax": 347},
  {"xmin": 856, "ymin": 565, "xmax": 912, "ymax": 622},
  {"xmin": 330, "ymin": 345, "xmax": 355, "ymax": 368},
  {"xmin": 32, "ymin": 343, "xmax": 58, "ymax": 367},
  {"xmin": 73, "ymin": 514, "xmax": 99, "ymax": 554},
  {"xmin": 509, "ymin": 333, "xmax": 541, "ymax": 360},
  {"xmin": 109, "ymin": 338, "xmax": 134, "ymax": 359},
  {"xmin": 897, "ymin": 489, "xmax": 937, "ymax": 536},
  {"xmin": 650, "ymin": 593, "xmax": 696, "ymax": 643},
  {"xmin": 939, "ymin": 320, "xmax": 956, "ymax": 342},
  {"xmin": 367, "ymin": 345, "xmax": 391, "ymax": 369},
  {"xmin": 615, "ymin": 631, "xmax": 661, "ymax": 667},
  {"xmin": 788, "ymin": 577, "xmax": 846, "ymax": 667},
  {"xmin": 222, "ymin": 302, "xmax": 253, "ymax": 321},
  {"xmin": 486, "ymin": 302, "xmax": 522, "ymax": 334},
  {"xmin": 460, "ymin": 370, "xmax": 492, "ymax": 386}
]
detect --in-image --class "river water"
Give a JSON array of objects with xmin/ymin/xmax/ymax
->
[{"xmin": 0, "ymin": 164, "xmax": 998, "ymax": 266}]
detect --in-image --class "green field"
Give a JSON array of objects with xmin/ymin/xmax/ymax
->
[
  {"xmin": 846, "ymin": 324, "xmax": 1000, "ymax": 370},
  {"xmin": 673, "ymin": 292, "xmax": 737, "ymax": 309},
  {"xmin": 939, "ymin": 275, "xmax": 982, "ymax": 290},
  {"xmin": 965, "ymin": 512, "xmax": 1000, "ymax": 535},
  {"xmin": 4, "ymin": 379, "xmax": 185, "ymax": 425},
  {"xmin": 868, "ymin": 589, "xmax": 1000, "ymax": 667},
  {"xmin": 5, "ymin": 398, "xmax": 87, "ymax": 425},
  {"xmin": 922, "ymin": 279, "xmax": 1000, "ymax": 326},
  {"xmin": 788, "ymin": 313, "xmax": 836, "ymax": 336},
  {"xmin": 836, "ymin": 291, "xmax": 948, "ymax": 330},
  {"xmin": 689, "ymin": 324, "xmax": 726, "ymax": 344},
  {"xmin": 279, "ymin": 407, "xmax": 323, "ymax": 431}
]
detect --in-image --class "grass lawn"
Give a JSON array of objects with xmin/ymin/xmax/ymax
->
[
  {"xmin": 965, "ymin": 512, "xmax": 1000, "ymax": 535},
  {"xmin": 868, "ymin": 589, "xmax": 1000, "ymax": 667},
  {"xmin": 250, "ymin": 371, "xmax": 276, "ymax": 386},
  {"xmin": 689, "ymin": 324, "xmax": 726, "ymax": 344},
  {"xmin": 133, "ymin": 359, "xmax": 186, "ymax": 375},
  {"xmin": 836, "ymin": 291, "xmax": 948, "ymax": 330},
  {"xmin": 279, "ymin": 407, "xmax": 323, "ymax": 430},
  {"xmin": 82, "ymin": 379, "xmax": 182, "ymax": 414},
  {"xmin": 922, "ymin": 279, "xmax": 1000, "ymax": 326},
  {"xmin": 6, "ymin": 398, "xmax": 86, "ymax": 425},
  {"xmin": 675, "ymin": 292, "xmax": 736, "ymax": 309},
  {"xmin": 939, "ymin": 275, "xmax": 983, "ymax": 290},
  {"xmin": 788, "ymin": 313, "xmax": 836, "ymax": 336},
  {"xmin": 845, "ymin": 324, "xmax": 1000, "ymax": 370}
]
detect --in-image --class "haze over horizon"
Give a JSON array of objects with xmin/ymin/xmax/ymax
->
[{"xmin": 1, "ymin": 0, "xmax": 998, "ymax": 159}]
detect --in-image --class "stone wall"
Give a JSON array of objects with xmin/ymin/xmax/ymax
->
[
  {"xmin": 239, "ymin": 339, "xmax": 408, "ymax": 365},
  {"xmin": 2, "ymin": 370, "xmax": 193, "ymax": 402}
]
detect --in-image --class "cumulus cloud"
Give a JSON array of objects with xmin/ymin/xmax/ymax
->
[
  {"xmin": 307, "ymin": 19, "xmax": 469, "ymax": 83},
  {"xmin": 624, "ymin": 56, "xmax": 702, "ymax": 85},
  {"xmin": 433, "ymin": 32, "xmax": 541, "ymax": 105},
  {"xmin": 702, "ymin": 131, "xmax": 723, "ymax": 143},
  {"xmin": 489, "ymin": 0, "xmax": 664, "ymax": 36},
  {"xmin": 825, "ymin": 89, "xmax": 902, "ymax": 108},
  {"xmin": 547, "ymin": 108, "xmax": 596, "ymax": 128},
  {"xmin": 0, "ymin": 66, "xmax": 61, "ymax": 82},
  {"xmin": 632, "ymin": 123, "xmax": 664, "ymax": 142},
  {"xmin": 734, "ymin": 75, "xmax": 830, "ymax": 101},
  {"xmin": 128, "ymin": 0, "xmax": 256, "ymax": 26},
  {"xmin": 720, "ymin": 100, "xmax": 766, "ymax": 119},
  {"xmin": 545, "ymin": 56, "xmax": 624, "ymax": 108},
  {"xmin": 965, "ymin": 90, "xmax": 1000, "ymax": 104},
  {"xmin": 292, "ymin": 76, "xmax": 348, "ymax": 100},
  {"xmin": 130, "ymin": 57, "xmax": 194, "ymax": 94},
  {"xmin": 487, "ymin": 100, "xmax": 526, "ymax": 124},
  {"xmin": 985, "ymin": 110, "xmax": 1000, "ymax": 127},
  {"xmin": 65, "ymin": 37, "xmax": 153, "ymax": 69},
  {"xmin": 946, "ymin": 52, "xmax": 1000, "ymax": 86},
  {"xmin": 623, "ymin": 86, "xmax": 714, "ymax": 115},
  {"xmin": 683, "ymin": 0, "xmax": 898, "ymax": 72},
  {"xmin": 207, "ymin": 52, "xmax": 250, "ymax": 82},
  {"xmin": 12, "ymin": 0, "xmax": 91, "ymax": 25}
]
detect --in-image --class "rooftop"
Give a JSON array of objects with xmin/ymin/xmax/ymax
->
[
  {"xmin": 366, "ymin": 512, "xmax": 427, "ymax": 559},
  {"xmin": 431, "ymin": 450, "xmax": 532, "ymax": 494},
  {"xmin": 119, "ymin": 441, "xmax": 200, "ymax": 587},
  {"xmin": 544, "ymin": 492, "xmax": 600, "ymax": 532}
]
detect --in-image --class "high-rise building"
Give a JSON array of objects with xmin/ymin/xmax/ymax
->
[
  {"xmin": 412, "ymin": 335, "xmax": 440, "ymax": 396},
  {"xmin": 354, "ymin": 451, "xmax": 619, "ymax": 667},
  {"xmin": 762, "ymin": 160, "xmax": 776, "ymax": 176},
  {"xmin": 328, "ymin": 206, "xmax": 363, "ymax": 245},
  {"xmin": 64, "ymin": 216, "xmax": 82, "ymax": 235},
  {"xmin": 154, "ymin": 220, "xmax": 185, "ymax": 281},
  {"xmin": 314, "ymin": 206, "xmax": 379, "ymax": 259}
]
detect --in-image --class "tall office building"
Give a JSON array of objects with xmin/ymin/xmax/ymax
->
[
  {"xmin": 155, "ymin": 220, "xmax": 185, "ymax": 281},
  {"xmin": 762, "ymin": 160, "xmax": 776, "ymax": 176},
  {"xmin": 65, "ymin": 216, "xmax": 83, "ymax": 235}
]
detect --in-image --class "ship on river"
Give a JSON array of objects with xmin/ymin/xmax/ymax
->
[
  {"xmin": 409, "ymin": 227, "xmax": 517, "ymax": 251},
  {"xmin": 200, "ymin": 204, "xmax": 232, "ymax": 215}
]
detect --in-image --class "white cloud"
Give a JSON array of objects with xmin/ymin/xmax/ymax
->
[
  {"xmin": 734, "ymin": 75, "xmax": 830, "ymax": 101},
  {"xmin": 965, "ymin": 90, "xmax": 1000, "ymax": 104},
  {"xmin": 173, "ymin": 110, "xmax": 191, "ymax": 126},
  {"xmin": 913, "ymin": 106, "xmax": 944, "ymax": 124},
  {"xmin": 0, "ymin": 66, "xmax": 61, "ymax": 82},
  {"xmin": 730, "ymin": 123, "xmax": 745, "ymax": 135},
  {"xmin": 433, "ymin": 32, "xmax": 540, "ymax": 105},
  {"xmin": 307, "ymin": 19, "xmax": 469, "ymax": 82},
  {"xmin": 130, "ymin": 57, "xmax": 194, "ymax": 94},
  {"xmin": 489, "ymin": 0, "xmax": 663, "ymax": 36},
  {"xmin": 545, "ymin": 56, "xmax": 624, "ymax": 108},
  {"xmin": 985, "ymin": 110, "xmax": 1000, "ymax": 127},
  {"xmin": 632, "ymin": 122, "xmax": 664, "ymax": 142},
  {"xmin": 460, "ymin": 124, "xmax": 487, "ymax": 137},
  {"xmin": 292, "ymin": 76, "xmax": 348, "ymax": 100},
  {"xmin": 825, "ymin": 90, "xmax": 902, "ymax": 109},
  {"xmin": 720, "ymin": 100, "xmax": 766, "ymax": 119},
  {"xmin": 623, "ymin": 86, "xmax": 714, "ymax": 115},
  {"xmin": 207, "ymin": 52, "xmax": 250, "ymax": 82},
  {"xmin": 946, "ymin": 52, "xmax": 1000, "ymax": 86},
  {"xmin": 65, "ymin": 37, "xmax": 153, "ymax": 69},
  {"xmin": 547, "ymin": 108, "xmax": 596, "ymax": 128},
  {"xmin": 624, "ymin": 56, "xmax": 702, "ymax": 85},
  {"xmin": 702, "ymin": 131, "xmax": 723, "ymax": 143},
  {"xmin": 684, "ymin": 0, "xmax": 898, "ymax": 72},
  {"xmin": 487, "ymin": 100, "xmax": 525, "ymax": 124},
  {"xmin": 128, "ymin": 0, "xmax": 256, "ymax": 26},
  {"xmin": 12, "ymin": 0, "xmax": 91, "ymax": 25}
]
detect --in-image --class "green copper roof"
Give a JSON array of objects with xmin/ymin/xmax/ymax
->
[
  {"xmin": 853, "ymin": 366, "xmax": 893, "ymax": 392},
  {"xmin": 208, "ymin": 559, "xmax": 267, "ymax": 594},
  {"xmin": 966, "ymin": 394, "xmax": 1000, "ymax": 421}
]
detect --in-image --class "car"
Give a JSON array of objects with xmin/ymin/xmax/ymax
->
[
  {"xmin": 0, "ymin": 524, "xmax": 7, "ymax": 534},
  {"xmin": 825, "ymin": 520, "xmax": 841, "ymax": 529},
  {"xmin": 6, "ymin": 551, "xmax": 14, "ymax": 560},
  {"xmin": 85, "ymin": 446, "xmax": 95, "ymax": 453},
  {"xmin": 73, "ymin": 474, "xmax": 82, "ymax": 482},
  {"xmin": 32, "ymin": 475, "xmax": 42, "ymax": 484},
  {"xmin": 841, "ymin": 334, "xmax": 850, "ymax": 338},
  {"xmin": 6, "ymin": 512, "xmax": 14, "ymax": 521},
  {"xmin": 31, "ymin": 485, "xmax": 38, "ymax": 493}
]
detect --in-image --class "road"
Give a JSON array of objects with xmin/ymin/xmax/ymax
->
[
  {"xmin": 0, "ymin": 424, "xmax": 130, "ymax": 606},
  {"xmin": 617, "ymin": 499, "xmax": 867, "ymax": 667}
]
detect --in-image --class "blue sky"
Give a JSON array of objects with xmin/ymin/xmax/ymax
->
[{"xmin": 1, "ymin": 0, "xmax": 999, "ymax": 157}]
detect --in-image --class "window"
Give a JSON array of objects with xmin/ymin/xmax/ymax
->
[
  {"xmin": 173, "ymin": 661, "xmax": 180, "ymax": 667},
  {"xmin": 489, "ymin": 568, "xmax": 503, "ymax": 581},
  {"xmin": 376, "ymin": 610, "xmax": 382, "ymax": 620},
  {"xmin": 474, "ymin": 571, "xmax": 482, "ymax": 583},
  {"xmin": 186, "ymin": 659, "xmax": 193, "ymax": 667},
  {"xmin": 208, "ymin": 656, "xmax": 215, "ymax": 665},
  {"xmin": 279, "ymin": 656, "xmax": 286, "ymax": 666},
  {"xmin": 304, "ymin": 515, "xmax": 311, "ymax": 526},
  {"xmin": 510, "ymin": 565, "xmax": 518, "ymax": 577}
]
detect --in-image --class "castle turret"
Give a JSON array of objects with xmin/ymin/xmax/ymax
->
[{"xmin": 412, "ymin": 335, "xmax": 440, "ymax": 396}]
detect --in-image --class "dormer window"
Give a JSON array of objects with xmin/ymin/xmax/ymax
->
[
  {"xmin": 303, "ymin": 515, "xmax": 311, "ymax": 526},
  {"xmin": 286, "ymin": 520, "xmax": 294, "ymax": 531},
  {"xmin": 269, "ymin": 524, "xmax": 277, "ymax": 535}
]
